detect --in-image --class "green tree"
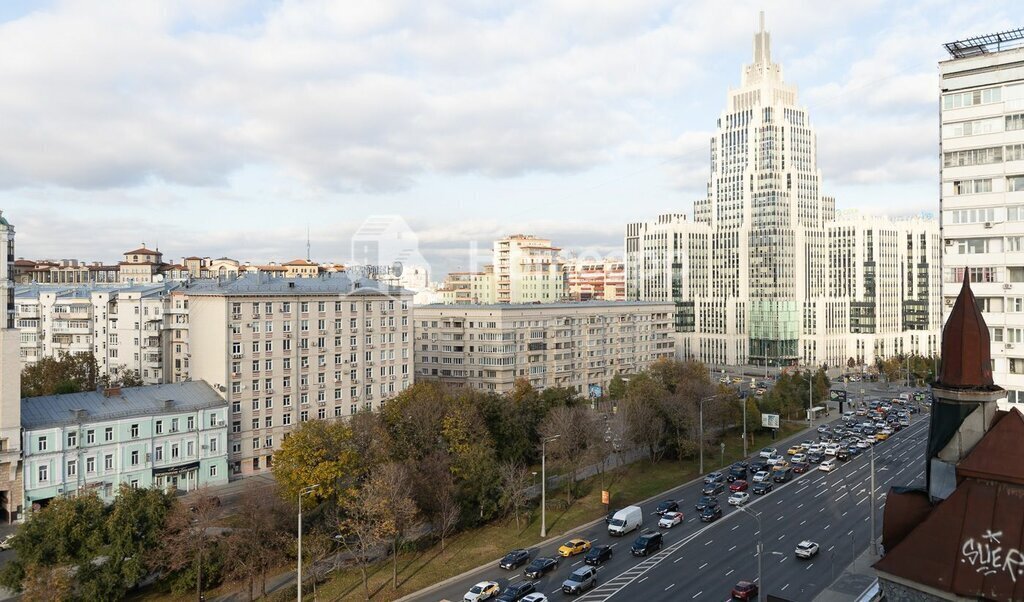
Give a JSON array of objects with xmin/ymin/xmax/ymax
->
[
  {"xmin": 608, "ymin": 374, "xmax": 627, "ymax": 400},
  {"xmin": 20, "ymin": 351, "xmax": 99, "ymax": 398},
  {"xmin": 99, "ymin": 364, "xmax": 144, "ymax": 388},
  {"xmin": 621, "ymin": 374, "xmax": 669, "ymax": 462},
  {"xmin": 92, "ymin": 484, "xmax": 173, "ymax": 598},
  {"xmin": 443, "ymin": 397, "xmax": 501, "ymax": 523},
  {"xmin": 272, "ymin": 419, "xmax": 360, "ymax": 504}
]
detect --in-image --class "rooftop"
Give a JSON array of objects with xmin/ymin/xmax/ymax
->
[
  {"xmin": 183, "ymin": 273, "xmax": 411, "ymax": 297},
  {"xmin": 22, "ymin": 381, "xmax": 226, "ymax": 430},
  {"xmin": 417, "ymin": 300, "xmax": 671, "ymax": 310},
  {"xmin": 944, "ymin": 27, "xmax": 1024, "ymax": 59}
]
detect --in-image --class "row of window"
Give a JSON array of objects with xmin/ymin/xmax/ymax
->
[
  {"xmin": 230, "ymin": 300, "xmax": 408, "ymax": 315},
  {"xmin": 944, "ymin": 144, "xmax": 1024, "ymax": 168}
]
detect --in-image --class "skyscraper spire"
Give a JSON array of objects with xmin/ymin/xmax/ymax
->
[{"xmin": 753, "ymin": 10, "xmax": 771, "ymax": 66}]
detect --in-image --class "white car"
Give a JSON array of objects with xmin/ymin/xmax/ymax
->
[
  {"xmin": 824, "ymin": 444, "xmax": 840, "ymax": 456},
  {"xmin": 658, "ymin": 511, "xmax": 684, "ymax": 528},
  {"xmin": 807, "ymin": 444, "xmax": 823, "ymax": 454},
  {"xmin": 759, "ymin": 447, "xmax": 777, "ymax": 459},
  {"xmin": 791, "ymin": 453, "xmax": 808, "ymax": 464},
  {"xmin": 464, "ymin": 581, "xmax": 500, "ymax": 601},
  {"xmin": 795, "ymin": 540, "xmax": 820, "ymax": 559},
  {"xmin": 0, "ymin": 534, "xmax": 13, "ymax": 551},
  {"xmin": 752, "ymin": 470, "xmax": 771, "ymax": 483},
  {"xmin": 819, "ymin": 459, "xmax": 838, "ymax": 472},
  {"xmin": 842, "ymin": 412, "xmax": 855, "ymax": 421},
  {"xmin": 799, "ymin": 440, "xmax": 814, "ymax": 450},
  {"xmin": 522, "ymin": 595, "xmax": 549, "ymax": 602},
  {"xmin": 766, "ymin": 454, "xmax": 785, "ymax": 466},
  {"xmin": 728, "ymin": 492, "xmax": 750, "ymax": 506}
]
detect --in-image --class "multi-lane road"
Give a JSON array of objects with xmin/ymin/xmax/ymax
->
[{"xmin": 418, "ymin": 402, "xmax": 928, "ymax": 602}]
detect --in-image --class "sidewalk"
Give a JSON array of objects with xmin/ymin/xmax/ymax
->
[{"xmin": 814, "ymin": 547, "xmax": 880, "ymax": 602}]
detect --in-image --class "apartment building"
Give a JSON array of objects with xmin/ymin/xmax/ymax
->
[
  {"xmin": 940, "ymin": 29, "xmax": 1024, "ymax": 405},
  {"xmin": 21, "ymin": 382, "xmax": 229, "ymax": 507},
  {"xmin": 563, "ymin": 257, "xmax": 626, "ymax": 301},
  {"xmin": 12, "ymin": 259, "xmax": 119, "ymax": 285},
  {"xmin": 186, "ymin": 274, "xmax": 414, "ymax": 477},
  {"xmin": 626, "ymin": 16, "xmax": 941, "ymax": 369},
  {"xmin": 414, "ymin": 301, "xmax": 675, "ymax": 395},
  {"xmin": 0, "ymin": 211, "xmax": 22, "ymax": 522},
  {"xmin": 494, "ymin": 235, "xmax": 565, "ymax": 303}
]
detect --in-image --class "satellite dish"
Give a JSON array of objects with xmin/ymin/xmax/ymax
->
[{"xmin": 391, "ymin": 261, "xmax": 403, "ymax": 277}]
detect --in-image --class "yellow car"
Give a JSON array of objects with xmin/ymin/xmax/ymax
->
[
  {"xmin": 876, "ymin": 432, "xmax": 890, "ymax": 441},
  {"xmin": 786, "ymin": 446, "xmax": 802, "ymax": 455},
  {"xmin": 558, "ymin": 538, "xmax": 592, "ymax": 557}
]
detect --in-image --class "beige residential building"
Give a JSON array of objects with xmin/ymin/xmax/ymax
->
[
  {"xmin": 0, "ymin": 211, "xmax": 22, "ymax": 522},
  {"xmin": 563, "ymin": 258, "xmax": 625, "ymax": 302},
  {"xmin": 414, "ymin": 301, "xmax": 675, "ymax": 395},
  {"xmin": 494, "ymin": 235, "xmax": 565, "ymax": 303},
  {"xmin": 187, "ymin": 275, "xmax": 414, "ymax": 477},
  {"xmin": 118, "ymin": 245, "xmax": 167, "ymax": 283}
]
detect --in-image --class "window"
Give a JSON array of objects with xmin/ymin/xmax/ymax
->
[
  {"xmin": 944, "ymin": 117, "xmax": 999, "ymax": 138},
  {"xmin": 944, "ymin": 146, "xmax": 1002, "ymax": 167},
  {"xmin": 187, "ymin": 416, "xmax": 195, "ymax": 430},
  {"xmin": 131, "ymin": 450, "xmax": 139, "ymax": 466},
  {"xmin": 943, "ymin": 87, "xmax": 1001, "ymax": 109},
  {"xmin": 171, "ymin": 444, "xmax": 179, "ymax": 459},
  {"xmin": 38, "ymin": 465, "xmax": 48, "ymax": 483},
  {"xmin": 67, "ymin": 431, "xmax": 77, "ymax": 447},
  {"xmin": 953, "ymin": 178, "xmax": 993, "ymax": 195},
  {"xmin": 171, "ymin": 418, "xmax": 179, "ymax": 432},
  {"xmin": 155, "ymin": 421, "xmax": 163, "ymax": 435},
  {"xmin": 265, "ymin": 436, "xmax": 273, "ymax": 448},
  {"xmin": 104, "ymin": 455, "xmax": 113, "ymax": 471},
  {"xmin": 86, "ymin": 457, "xmax": 95, "ymax": 473},
  {"xmin": 67, "ymin": 459, "xmax": 77, "ymax": 477},
  {"xmin": 1009, "ymin": 113, "xmax": 1024, "ymax": 132},
  {"xmin": 209, "ymin": 412, "xmax": 218, "ymax": 427},
  {"xmin": 37, "ymin": 436, "xmax": 47, "ymax": 452},
  {"xmin": 186, "ymin": 441, "xmax": 194, "ymax": 457},
  {"xmin": 130, "ymin": 424, "xmax": 139, "ymax": 438},
  {"xmin": 1011, "ymin": 358, "xmax": 1024, "ymax": 374},
  {"xmin": 209, "ymin": 437, "xmax": 218, "ymax": 452},
  {"xmin": 104, "ymin": 427, "xmax": 113, "ymax": 442},
  {"xmin": 155, "ymin": 446, "xmax": 164, "ymax": 461},
  {"xmin": 948, "ymin": 207, "xmax": 995, "ymax": 224},
  {"xmin": 210, "ymin": 464, "xmax": 218, "ymax": 478},
  {"xmin": 1010, "ymin": 176, "xmax": 1024, "ymax": 192}
]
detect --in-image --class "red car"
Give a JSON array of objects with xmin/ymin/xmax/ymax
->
[
  {"xmin": 729, "ymin": 479, "xmax": 749, "ymax": 492},
  {"xmin": 731, "ymin": 580, "xmax": 759, "ymax": 600}
]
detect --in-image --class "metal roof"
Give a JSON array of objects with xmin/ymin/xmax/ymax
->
[
  {"xmin": 416, "ymin": 300, "xmax": 673, "ymax": 310},
  {"xmin": 182, "ymin": 274, "xmax": 411, "ymax": 297},
  {"xmin": 21, "ymin": 381, "xmax": 226, "ymax": 430},
  {"xmin": 944, "ymin": 28, "xmax": 1024, "ymax": 58}
]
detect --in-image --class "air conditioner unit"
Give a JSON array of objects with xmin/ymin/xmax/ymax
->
[
  {"xmin": 216, "ymin": 420, "xmax": 225, "ymax": 427},
  {"xmin": 318, "ymin": 384, "xmax": 325, "ymax": 389},
  {"xmin": 201, "ymin": 444, "xmax": 208, "ymax": 450},
  {"xmin": 1007, "ymin": 343, "xmax": 1015, "ymax": 349},
  {"xmin": 1004, "ymin": 284, "xmax": 1013, "ymax": 290},
  {"xmin": 944, "ymin": 239, "xmax": 954, "ymax": 246},
  {"xmin": 985, "ymin": 222, "xmax": 993, "ymax": 229}
]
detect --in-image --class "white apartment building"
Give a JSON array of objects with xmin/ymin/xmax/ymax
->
[
  {"xmin": 186, "ymin": 274, "xmax": 414, "ymax": 477},
  {"xmin": 940, "ymin": 30, "xmax": 1024, "ymax": 404},
  {"xmin": 626, "ymin": 15, "xmax": 941, "ymax": 370},
  {"xmin": 414, "ymin": 301, "xmax": 675, "ymax": 395},
  {"xmin": 21, "ymin": 382, "xmax": 229, "ymax": 507},
  {"xmin": 563, "ymin": 257, "xmax": 625, "ymax": 302},
  {"xmin": 14, "ymin": 283, "xmax": 178, "ymax": 385},
  {"xmin": 494, "ymin": 235, "xmax": 565, "ymax": 303},
  {"xmin": 0, "ymin": 211, "xmax": 22, "ymax": 522}
]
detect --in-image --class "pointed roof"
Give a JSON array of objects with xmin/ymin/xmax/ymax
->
[
  {"xmin": 125, "ymin": 244, "xmax": 161, "ymax": 256},
  {"xmin": 752, "ymin": 10, "xmax": 771, "ymax": 66},
  {"xmin": 957, "ymin": 408, "xmax": 1024, "ymax": 485},
  {"xmin": 939, "ymin": 271, "xmax": 994, "ymax": 388}
]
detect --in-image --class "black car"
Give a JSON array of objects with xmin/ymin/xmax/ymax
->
[
  {"xmin": 497, "ymin": 581, "xmax": 536, "ymax": 602},
  {"xmin": 655, "ymin": 499, "xmax": 679, "ymax": 515},
  {"xmin": 524, "ymin": 557, "xmax": 558, "ymax": 579},
  {"xmin": 771, "ymin": 467, "xmax": 792, "ymax": 483},
  {"xmin": 702, "ymin": 482, "xmax": 725, "ymax": 496},
  {"xmin": 791, "ymin": 461, "xmax": 810, "ymax": 474},
  {"xmin": 848, "ymin": 445, "xmax": 862, "ymax": 457},
  {"xmin": 807, "ymin": 451, "xmax": 825, "ymax": 464},
  {"xmin": 836, "ymin": 449, "xmax": 850, "ymax": 461},
  {"xmin": 499, "ymin": 548, "xmax": 531, "ymax": 570},
  {"xmin": 700, "ymin": 504, "xmax": 723, "ymax": 522},
  {"xmin": 727, "ymin": 466, "xmax": 747, "ymax": 482},
  {"xmin": 695, "ymin": 495, "xmax": 718, "ymax": 511},
  {"xmin": 752, "ymin": 481, "xmax": 773, "ymax": 495},
  {"xmin": 605, "ymin": 508, "xmax": 620, "ymax": 524},
  {"xmin": 748, "ymin": 461, "xmax": 768, "ymax": 474},
  {"xmin": 584, "ymin": 544, "xmax": 613, "ymax": 566},
  {"xmin": 630, "ymin": 530, "xmax": 663, "ymax": 557},
  {"xmin": 704, "ymin": 471, "xmax": 725, "ymax": 485}
]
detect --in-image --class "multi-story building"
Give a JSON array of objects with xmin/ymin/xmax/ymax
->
[
  {"xmin": 14, "ymin": 283, "xmax": 178, "ymax": 385},
  {"xmin": 940, "ymin": 29, "xmax": 1024, "ymax": 405},
  {"xmin": 494, "ymin": 235, "xmax": 565, "ymax": 303},
  {"xmin": 563, "ymin": 257, "xmax": 626, "ymax": 301},
  {"xmin": 12, "ymin": 259, "xmax": 120, "ymax": 285},
  {"xmin": 439, "ymin": 270, "xmax": 492, "ymax": 304},
  {"xmin": 626, "ymin": 15, "xmax": 941, "ymax": 369},
  {"xmin": 21, "ymin": 382, "xmax": 229, "ymax": 507},
  {"xmin": 186, "ymin": 274, "xmax": 414, "ymax": 477},
  {"xmin": 0, "ymin": 210, "xmax": 22, "ymax": 522},
  {"xmin": 414, "ymin": 301, "xmax": 675, "ymax": 395}
]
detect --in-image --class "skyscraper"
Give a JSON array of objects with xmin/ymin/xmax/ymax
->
[
  {"xmin": 0, "ymin": 211, "xmax": 22, "ymax": 521},
  {"xmin": 626, "ymin": 14, "xmax": 940, "ymax": 369}
]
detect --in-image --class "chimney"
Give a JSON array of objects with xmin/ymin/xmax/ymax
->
[
  {"xmin": 102, "ymin": 386, "xmax": 121, "ymax": 398},
  {"xmin": 163, "ymin": 399, "xmax": 174, "ymax": 410},
  {"xmin": 927, "ymin": 271, "xmax": 1004, "ymax": 501}
]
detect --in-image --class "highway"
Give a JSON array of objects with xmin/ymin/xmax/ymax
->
[{"xmin": 416, "ymin": 395, "xmax": 927, "ymax": 602}]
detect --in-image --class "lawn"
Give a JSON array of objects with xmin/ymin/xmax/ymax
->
[{"xmin": 304, "ymin": 422, "xmax": 804, "ymax": 601}]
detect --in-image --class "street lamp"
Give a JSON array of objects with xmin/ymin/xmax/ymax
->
[
  {"xmin": 869, "ymin": 440, "xmax": 878, "ymax": 558},
  {"xmin": 737, "ymin": 506, "xmax": 764, "ymax": 602},
  {"xmin": 699, "ymin": 394, "xmax": 725, "ymax": 475},
  {"xmin": 540, "ymin": 435, "xmax": 561, "ymax": 538},
  {"xmin": 297, "ymin": 483, "xmax": 321, "ymax": 602}
]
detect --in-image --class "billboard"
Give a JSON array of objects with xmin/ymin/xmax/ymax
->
[
  {"xmin": 829, "ymin": 389, "xmax": 847, "ymax": 403},
  {"xmin": 762, "ymin": 413, "xmax": 780, "ymax": 429},
  {"xmin": 588, "ymin": 384, "xmax": 603, "ymax": 399}
]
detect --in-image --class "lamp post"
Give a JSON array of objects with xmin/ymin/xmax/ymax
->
[
  {"xmin": 808, "ymin": 369, "xmax": 813, "ymax": 427},
  {"xmin": 738, "ymin": 506, "xmax": 764, "ymax": 602},
  {"xmin": 699, "ymin": 394, "xmax": 724, "ymax": 475},
  {"xmin": 297, "ymin": 483, "xmax": 321, "ymax": 602},
  {"xmin": 541, "ymin": 435, "xmax": 561, "ymax": 538},
  {"xmin": 869, "ymin": 440, "xmax": 879, "ymax": 558},
  {"xmin": 741, "ymin": 395, "xmax": 748, "ymax": 458}
]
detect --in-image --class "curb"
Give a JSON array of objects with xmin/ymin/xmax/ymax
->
[{"xmin": 397, "ymin": 416, "xmax": 828, "ymax": 602}]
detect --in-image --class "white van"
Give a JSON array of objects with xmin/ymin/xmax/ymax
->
[{"xmin": 608, "ymin": 505, "xmax": 643, "ymax": 536}]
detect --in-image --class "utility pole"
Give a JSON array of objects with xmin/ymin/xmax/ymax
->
[
  {"xmin": 808, "ymin": 370, "xmax": 813, "ymax": 426},
  {"xmin": 742, "ymin": 396, "xmax": 748, "ymax": 458},
  {"xmin": 739, "ymin": 507, "xmax": 764, "ymax": 602},
  {"xmin": 869, "ymin": 442, "xmax": 877, "ymax": 558},
  {"xmin": 699, "ymin": 394, "xmax": 723, "ymax": 474},
  {"xmin": 297, "ymin": 483, "xmax": 321, "ymax": 602},
  {"xmin": 541, "ymin": 435, "xmax": 561, "ymax": 538}
]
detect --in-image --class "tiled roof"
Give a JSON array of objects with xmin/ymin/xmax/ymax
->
[
  {"xmin": 124, "ymin": 247, "xmax": 161, "ymax": 256},
  {"xmin": 940, "ymin": 271, "xmax": 995, "ymax": 388}
]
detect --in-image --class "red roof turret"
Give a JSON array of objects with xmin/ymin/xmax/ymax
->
[{"xmin": 939, "ymin": 271, "xmax": 993, "ymax": 388}]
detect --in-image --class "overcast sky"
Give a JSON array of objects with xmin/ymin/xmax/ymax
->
[{"xmin": 2, "ymin": 0, "xmax": 1020, "ymax": 278}]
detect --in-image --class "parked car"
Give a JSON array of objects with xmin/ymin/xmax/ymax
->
[
  {"xmin": 630, "ymin": 530, "xmax": 664, "ymax": 557},
  {"xmin": 524, "ymin": 557, "xmax": 559, "ymax": 579},
  {"xmin": 795, "ymin": 540, "xmax": 820, "ymax": 559},
  {"xmin": 497, "ymin": 581, "xmax": 537, "ymax": 602},
  {"xmin": 658, "ymin": 511, "xmax": 684, "ymax": 529},
  {"xmin": 464, "ymin": 581, "xmax": 500, "ymax": 602},
  {"xmin": 729, "ymin": 479, "xmax": 749, "ymax": 492},
  {"xmin": 499, "ymin": 549, "xmax": 531, "ymax": 570},
  {"xmin": 561, "ymin": 566, "xmax": 598, "ymax": 595},
  {"xmin": 728, "ymin": 491, "xmax": 750, "ymax": 506},
  {"xmin": 558, "ymin": 538, "xmax": 592, "ymax": 557},
  {"xmin": 584, "ymin": 545, "xmax": 613, "ymax": 566},
  {"xmin": 731, "ymin": 580, "xmax": 759, "ymax": 600}
]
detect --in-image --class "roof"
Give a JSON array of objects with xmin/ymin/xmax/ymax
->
[
  {"xmin": 183, "ymin": 274, "xmax": 411, "ymax": 297},
  {"xmin": 124, "ymin": 247, "xmax": 161, "ymax": 256},
  {"xmin": 417, "ymin": 300, "xmax": 672, "ymax": 310},
  {"xmin": 22, "ymin": 381, "xmax": 226, "ymax": 430},
  {"xmin": 939, "ymin": 271, "xmax": 995, "ymax": 388},
  {"xmin": 284, "ymin": 259, "xmax": 317, "ymax": 266},
  {"xmin": 956, "ymin": 408, "xmax": 1024, "ymax": 486}
]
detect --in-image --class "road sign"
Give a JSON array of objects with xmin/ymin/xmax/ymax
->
[
  {"xmin": 762, "ymin": 413, "xmax": 780, "ymax": 429},
  {"xmin": 601, "ymin": 490, "xmax": 610, "ymax": 505}
]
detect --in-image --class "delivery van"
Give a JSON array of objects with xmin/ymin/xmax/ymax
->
[{"xmin": 608, "ymin": 505, "xmax": 643, "ymax": 536}]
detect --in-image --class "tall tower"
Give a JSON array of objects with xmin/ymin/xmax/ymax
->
[
  {"xmin": 0, "ymin": 211, "xmax": 21, "ymax": 522},
  {"xmin": 692, "ymin": 12, "xmax": 833, "ymax": 366}
]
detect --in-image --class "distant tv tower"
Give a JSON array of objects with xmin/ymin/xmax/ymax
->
[{"xmin": 306, "ymin": 224, "xmax": 311, "ymax": 262}]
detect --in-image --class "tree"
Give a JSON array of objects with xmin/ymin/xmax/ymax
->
[
  {"xmin": 539, "ymin": 405, "xmax": 601, "ymax": 504},
  {"xmin": 443, "ymin": 397, "xmax": 501, "ymax": 523},
  {"xmin": 299, "ymin": 527, "xmax": 337, "ymax": 601},
  {"xmin": 99, "ymin": 364, "xmax": 144, "ymax": 388},
  {"xmin": 412, "ymin": 452, "xmax": 460, "ymax": 551},
  {"xmin": 336, "ymin": 484, "xmax": 388, "ymax": 600},
  {"xmin": 608, "ymin": 374, "xmax": 627, "ymax": 400},
  {"xmin": 272, "ymin": 419, "xmax": 360, "ymax": 504},
  {"xmin": 224, "ymin": 484, "xmax": 292, "ymax": 601},
  {"xmin": 622, "ymin": 375, "xmax": 668, "ymax": 462},
  {"xmin": 93, "ymin": 484, "xmax": 173, "ymax": 599},
  {"xmin": 157, "ymin": 493, "xmax": 225, "ymax": 598},
  {"xmin": 497, "ymin": 460, "xmax": 531, "ymax": 530},
  {"xmin": 362, "ymin": 462, "xmax": 418, "ymax": 590},
  {"xmin": 20, "ymin": 351, "xmax": 99, "ymax": 398}
]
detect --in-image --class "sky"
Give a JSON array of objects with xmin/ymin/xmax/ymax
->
[{"xmin": 1, "ymin": 0, "xmax": 1021, "ymax": 278}]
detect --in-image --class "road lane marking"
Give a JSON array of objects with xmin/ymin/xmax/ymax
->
[
  {"xmin": 778, "ymin": 535, "xmax": 785, "ymax": 541},
  {"xmin": 705, "ymin": 540, "xmax": 713, "ymax": 545},
  {"xmin": 665, "ymin": 584, "xmax": 675, "ymax": 592},
  {"xmin": 800, "ymin": 520, "xmax": 806, "ymax": 526},
  {"xmin": 732, "ymin": 525, "xmax": 739, "ymax": 531},
  {"xmin": 674, "ymin": 557, "xmax": 684, "ymax": 564},
  {"xmin": 782, "ymin": 584, "xmax": 790, "ymax": 591},
  {"xmin": 729, "ymin": 545, "xmax": 736, "ymax": 551},
  {"xmin": 692, "ymin": 591, "xmax": 702, "ymax": 599},
  {"xmin": 699, "ymin": 562, "xmax": 708, "ymax": 570},
  {"xmin": 726, "ymin": 569, "xmax": 734, "ymax": 576},
  {"xmin": 639, "ymin": 577, "xmax": 648, "ymax": 583}
]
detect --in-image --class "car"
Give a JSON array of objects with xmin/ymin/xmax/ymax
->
[
  {"xmin": 729, "ymin": 479, "xmax": 749, "ymax": 492},
  {"xmin": 847, "ymin": 445, "xmax": 862, "ymax": 457},
  {"xmin": 728, "ymin": 491, "xmax": 750, "ymax": 506},
  {"xmin": 755, "ymin": 388, "xmax": 766, "ymax": 396},
  {"xmin": 521, "ymin": 595, "xmax": 549, "ymax": 602},
  {"xmin": 497, "ymin": 581, "xmax": 537, "ymax": 602},
  {"xmin": 771, "ymin": 467, "xmax": 793, "ymax": 483},
  {"xmin": 561, "ymin": 566, "xmax": 598, "ymax": 595},
  {"xmin": 557, "ymin": 538, "xmax": 592, "ymax": 557},
  {"xmin": 605, "ymin": 508, "xmax": 620, "ymax": 524},
  {"xmin": 807, "ymin": 451, "xmax": 825, "ymax": 463},
  {"xmin": 464, "ymin": 581, "xmax": 500, "ymax": 602},
  {"xmin": 795, "ymin": 540, "xmax": 820, "ymax": 559},
  {"xmin": 876, "ymin": 431, "xmax": 889, "ymax": 442},
  {"xmin": 791, "ymin": 461, "xmax": 811, "ymax": 474},
  {"xmin": 584, "ymin": 544, "xmax": 613, "ymax": 565},
  {"xmin": 0, "ymin": 534, "xmax": 14, "ymax": 551},
  {"xmin": 842, "ymin": 411, "xmax": 855, "ymax": 421},
  {"xmin": 824, "ymin": 443, "xmax": 840, "ymax": 456},
  {"xmin": 499, "ymin": 549, "xmax": 531, "ymax": 570},
  {"xmin": 702, "ymin": 482, "xmax": 725, "ymax": 496},
  {"xmin": 766, "ymin": 454, "xmax": 785, "ymax": 466},
  {"xmin": 791, "ymin": 452, "xmax": 808, "ymax": 463},
  {"xmin": 799, "ymin": 439, "xmax": 814, "ymax": 449},
  {"xmin": 700, "ymin": 504, "xmax": 723, "ymax": 522},
  {"xmin": 759, "ymin": 447, "xmax": 777, "ymax": 459},
  {"xmin": 695, "ymin": 495, "xmax": 718, "ymax": 511},
  {"xmin": 786, "ymin": 445, "xmax": 802, "ymax": 455},
  {"xmin": 731, "ymin": 580, "xmax": 759, "ymax": 600},
  {"xmin": 752, "ymin": 470, "xmax": 770, "ymax": 483},
  {"xmin": 631, "ymin": 530, "xmax": 663, "ymax": 556},
  {"xmin": 727, "ymin": 465, "xmax": 748, "ymax": 482},
  {"xmin": 748, "ymin": 461, "xmax": 768, "ymax": 474},
  {"xmin": 524, "ymin": 557, "xmax": 558, "ymax": 579},
  {"xmin": 856, "ymin": 439, "xmax": 871, "ymax": 449},
  {"xmin": 752, "ymin": 480, "xmax": 773, "ymax": 495},
  {"xmin": 836, "ymin": 449, "xmax": 850, "ymax": 461},
  {"xmin": 819, "ymin": 459, "xmax": 838, "ymax": 472},
  {"xmin": 658, "ymin": 511, "xmax": 684, "ymax": 528},
  {"xmin": 704, "ymin": 471, "xmax": 725, "ymax": 485},
  {"xmin": 817, "ymin": 425, "xmax": 832, "ymax": 434},
  {"xmin": 655, "ymin": 499, "xmax": 679, "ymax": 515}
]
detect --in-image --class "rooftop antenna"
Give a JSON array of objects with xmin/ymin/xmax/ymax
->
[{"xmin": 306, "ymin": 224, "xmax": 311, "ymax": 262}]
